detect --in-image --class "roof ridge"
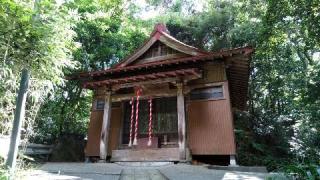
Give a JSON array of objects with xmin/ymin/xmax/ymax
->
[{"xmin": 115, "ymin": 23, "xmax": 209, "ymax": 68}]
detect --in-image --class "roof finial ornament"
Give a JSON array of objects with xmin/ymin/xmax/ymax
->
[{"xmin": 155, "ymin": 23, "xmax": 170, "ymax": 34}]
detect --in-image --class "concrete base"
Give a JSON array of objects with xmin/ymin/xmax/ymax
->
[
  {"xmin": 111, "ymin": 148, "xmax": 180, "ymax": 162},
  {"xmin": 115, "ymin": 161, "xmax": 173, "ymax": 167},
  {"xmin": 120, "ymin": 169, "xmax": 167, "ymax": 180},
  {"xmin": 97, "ymin": 159, "xmax": 107, "ymax": 163},
  {"xmin": 208, "ymin": 165, "xmax": 268, "ymax": 173},
  {"xmin": 229, "ymin": 155, "xmax": 237, "ymax": 166},
  {"xmin": 24, "ymin": 162, "xmax": 271, "ymax": 180}
]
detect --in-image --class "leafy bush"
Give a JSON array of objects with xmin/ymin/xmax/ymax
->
[
  {"xmin": 0, "ymin": 169, "xmax": 8, "ymax": 180},
  {"xmin": 281, "ymin": 164, "xmax": 320, "ymax": 180},
  {"xmin": 0, "ymin": 157, "xmax": 8, "ymax": 180}
]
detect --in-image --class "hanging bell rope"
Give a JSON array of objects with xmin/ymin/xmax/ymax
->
[
  {"xmin": 128, "ymin": 97, "xmax": 135, "ymax": 147},
  {"xmin": 133, "ymin": 88, "xmax": 142, "ymax": 146},
  {"xmin": 147, "ymin": 97, "xmax": 153, "ymax": 146}
]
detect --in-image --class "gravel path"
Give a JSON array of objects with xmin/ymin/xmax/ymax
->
[{"xmin": 23, "ymin": 162, "xmax": 276, "ymax": 180}]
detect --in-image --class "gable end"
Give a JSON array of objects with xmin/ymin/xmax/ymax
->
[{"xmin": 116, "ymin": 23, "xmax": 209, "ymax": 68}]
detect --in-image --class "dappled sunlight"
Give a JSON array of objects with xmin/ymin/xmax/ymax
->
[
  {"xmin": 23, "ymin": 170, "xmax": 81, "ymax": 180},
  {"xmin": 20, "ymin": 163, "xmax": 271, "ymax": 180},
  {"xmin": 222, "ymin": 172, "xmax": 265, "ymax": 180},
  {"xmin": 23, "ymin": 168, "xmax": 121, "ymax": 180}
]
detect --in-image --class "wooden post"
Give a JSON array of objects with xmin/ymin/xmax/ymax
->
[
  {"xmin": 177, "ymin": 83, "xmax": 186, "ymax": 160},
  {"xmin": 6, "ymin": 69, "xmax": 30, "ymax": 173},
  {"xmin": 100, "ymin": 90, "xmax": 112, "ymax": 160}
]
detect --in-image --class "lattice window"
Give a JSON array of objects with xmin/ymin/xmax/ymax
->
[
  {"xmin": 95, "ymin": 99, "xmax": 105, "ymax": 110},
  {"xmin": 190, "ymin": 86, "xmax": 224, "ymax": 100},
  {"xmin": 122, "ymin": 97, "xmax": 178, "ymax": 144}
]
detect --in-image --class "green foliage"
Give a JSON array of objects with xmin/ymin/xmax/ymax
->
[
  {"xmin": 0, "ymin": 0, "xmax": 148, "ymax": 143},
  {"xmin": 31, "ymin": 82, "xmax": 92, "ymax": 143},
  {"xmin": 0, "ymin": 0, "xmax": 77, "ymax": 135},
  {"xmin": 148, "ymin": 0, "xmax": 320, "ymax": 171},
  {"xmin": 0, "ymin": 0, "xmax": 319, "ymax": 174},
  {"xmin": 0, "ymin": 157, "xmax": 8, "ymax": 180},
  {"xmin": 0, "ymin": 170, "xmax": 8, "ymax": 180},
  {"xmin": 31, "ymin": 0, "xmax": 148, "ymax": 142},
  {"xmin": 234, "ymin": 111, "xmax": 292, "ymax": 170},
  {"xmin": 281, "ymin": 164, "xmax": 320, "ymax": 179}
]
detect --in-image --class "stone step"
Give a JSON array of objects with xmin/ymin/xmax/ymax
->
[
  {"xmin": 115, "ymin": 161, "xmax": 173, "ymax": 167},
  {"xmin": 111, "ymin": 148, "xmax": 180, "ymax": 162},
  {"xmin": 208, "ymin": 165, "xmax": 268, "ymax": 173},
  {"xmin": 119, "ymin": 169, "xmax": 168, "ymax": 180}
]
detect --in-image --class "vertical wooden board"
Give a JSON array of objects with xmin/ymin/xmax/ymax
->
[
  {"xmin": 187, "ymin": 82, "xmax": 236, "ymax": 155},
  {"xmin": 85, "ymin": 111, "xmax": 103, "ymax": 156},
  {"xmin": 132, "ymin": 41, "xmax": 192, "ymax": 66},
  {"xmin": 205, "ymin": 63, "xmax": 225, "ymax": 82},
  {"xmin": 85, "ymin": 107, "xmax": 122, "ymax": 157},
  {"xmin": 190, "ymin": 63, "xmax": 226, "ymax": 85},
  {"xmin": 108, "ymin": 107, "xmax": 122, "ymax": 155}
]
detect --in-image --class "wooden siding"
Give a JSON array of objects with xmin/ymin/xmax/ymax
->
[
  {"xmin": 134, "ymin": 53, "xmax": 188, "ymax": 65},
  {"xmin": 133, "ymin": 41, "xmax": 189, "ymax": 65},
  {"xmin": 189, "ymin": 62, "xmax": 226, "ymax": 85},
  {"xmin": 85, "ymin": 102, "xmax": 122, "ymax": 157},
  {"xmin": 187, "ymin": 81, "xmax": 236, "ymax": 155},
  {"xmin": 108, "ymin": 107, "xmax": 122, "ymax": 155},
  {"xmin": 85, "ymin": 110, "xmax": 103, "ymax": 156},
  {"xmin": 204, "ymin": 63, "xmax": 226, "ymax": 82}
]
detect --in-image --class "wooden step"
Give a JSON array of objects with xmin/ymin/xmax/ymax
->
[{"xmin": 111, "ymin": 148, "xmax": 180, "ymax": 162}]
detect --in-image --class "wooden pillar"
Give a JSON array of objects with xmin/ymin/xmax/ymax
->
[
  {"xmin": 177, "ymin": 83, "xmax": 186, "ymax": 160},
  {"xmin": 100, "ymin": 90, "xmax": 112, "ymax": 160}
]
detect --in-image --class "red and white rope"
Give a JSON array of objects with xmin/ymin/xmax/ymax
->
[
  {"xmin": 128, "ymin": 97, "xmax": 135, "ymax": 147},
  {"xmin": 147, "ymin": 97, "xmax": 153, "ymax": 146},
  {"xmin": 133, "ymin": 88, "xmax": 142, "ymax": 145}
]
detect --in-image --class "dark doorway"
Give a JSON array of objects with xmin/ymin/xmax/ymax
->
[{"xmin": 121, "ymin": 97, "xmax": 178, "ymax": 147}]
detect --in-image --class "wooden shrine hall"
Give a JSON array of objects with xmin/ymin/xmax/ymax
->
[{"xmin": 71, "ymin": 23, "xmax": 253, "ymax": 164}]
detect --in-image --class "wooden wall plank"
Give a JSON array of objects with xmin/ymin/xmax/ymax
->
[
  {"xmin": 85, "ymin": 110, "xmax": 103, "ymax": 157},
  {"xmin": 85, "ymin": 105, "xmax": 123, "ymax": 157},
  {"xmin": 189, "ymin": 62, "xmax": 226, "ymax": 85},
  {"xmin": 187, "ymin": 81, "xmax": 236, "ymax": 155},
  {"xmin": 108, "ymin": 107, "xmax": 122, "ymax": 155}
]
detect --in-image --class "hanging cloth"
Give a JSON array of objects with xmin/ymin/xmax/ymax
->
[{"xmin": 147, "ymin": 97, "xmax": 153, "ymax": 146}]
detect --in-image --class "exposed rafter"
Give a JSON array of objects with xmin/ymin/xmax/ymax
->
[{"xmin": 83, "ymin": 68, "xmax": 202, "ymax": 89}]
